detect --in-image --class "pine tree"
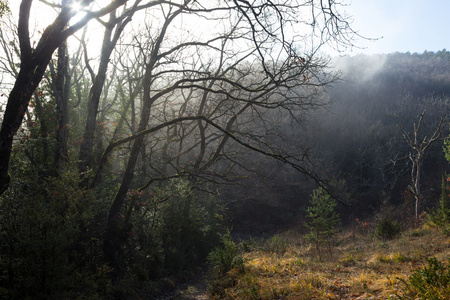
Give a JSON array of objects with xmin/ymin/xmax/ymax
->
[
  {"xmin": 430, "ymin": 175, "xmax": 450, "ymax": 231},
  {"xmin": 304, "ymin": 187, "xmax": 341, "ymax": 253}
]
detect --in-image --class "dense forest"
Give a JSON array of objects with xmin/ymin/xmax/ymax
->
[
  {"xmin": 0, "ymin": 1, "xmax": 449, "ymax": 299},
  {"xmin": 230, "ymin": 50, "xmax": 450, "ymax": 233}
]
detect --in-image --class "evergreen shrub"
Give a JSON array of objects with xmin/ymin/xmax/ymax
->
[
  {"xmin": 304, "ymin": 187, "xmax": 341, "ymax": 252},
  {"xmin": 375, "ymin": 218, "xmax": 401, "ymax": 240},
  {"xmin": 397, "ymin": 257, "xmax": 450, "ymax": 299}
]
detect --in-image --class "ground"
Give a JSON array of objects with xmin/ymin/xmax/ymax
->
[
  {"xmin": 154, "ymin": 222, "xmax": 450, "ymax": 299},
  {"xmin": 155, "ymin": 269, "xmax": 209, "ymax": 300},
  {"xmin": 207, "ymin": 224, "xmax": 450, "ymax": 299}
]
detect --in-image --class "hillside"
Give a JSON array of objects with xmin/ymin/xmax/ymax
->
[
  {"xmin": 208, "ymin": 224, "xmax": 450, "ymax": 299},
  {"xmin": 225, "ymin": 51, "xmax": 450, "ymax": 234}
]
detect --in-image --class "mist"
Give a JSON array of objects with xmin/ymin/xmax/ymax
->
[{"xmin": 1, "ymin": 1, "xmax": 450, "ymax": 299}]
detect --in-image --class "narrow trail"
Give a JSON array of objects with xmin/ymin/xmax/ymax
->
[{"xmin": 156, "ymin": 271, "xmax": 209, "ymax": 300}]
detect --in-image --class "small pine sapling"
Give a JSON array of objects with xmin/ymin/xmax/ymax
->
[
  {"xmin": 429, "ymin": 175, "xmax": 450, "ymax": 233},
  {"xmin": 304, "ymin": 187, "xmax": 341, "ymax": 254},
  {"xmin": 444, "ymin": 134, "xmax": 450, "ymax": 162}
]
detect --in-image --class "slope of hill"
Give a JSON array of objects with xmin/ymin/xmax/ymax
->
[{"xmin": 209, "ymin": 225, "xmax": 450, "ymax": 299}]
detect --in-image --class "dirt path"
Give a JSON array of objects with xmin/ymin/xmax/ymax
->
[{"xmin": 156, "ymin": 271, "xmax": 209, "ymax": 300}]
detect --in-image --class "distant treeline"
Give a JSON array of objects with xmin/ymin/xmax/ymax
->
[{"xmin": 225, "ymin": 50, "xmax": 450, "ymax": 233}]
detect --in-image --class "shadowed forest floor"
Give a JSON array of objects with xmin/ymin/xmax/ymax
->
[{"xmin": 155, "ymin": 269, "xmax": 209, "ymax": 300}]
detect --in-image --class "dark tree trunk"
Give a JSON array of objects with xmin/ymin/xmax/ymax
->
[
  {"xmin": 53, "ymin": 39, "xmax": 70, "ymax": 173},
  {"xmin": 0, "ymin": 56, "xmax": 53, "ymax": 194},
  {"xmin": 78, "ymin": 8, "xmax": 136, "ymax": 186},
  {"xmin": 78, "ymin": 17, "xmax": 115, "ymax": 183},
  {"xmin": 103, "ymin": 64, "xmax": 153, "ymax": 285},
  {"xmin": 0, "ymin": 0, "xmax": 129, "ymax": 195},
  {"xmin": 32, "ymin": 92, "xmax": 50, "ymax": 167},
  {"xmin": 90, "ymin": 81, "xmax": 140, "ymax": 189},
  {"xmin": 103, "ymin": 7, "xmax": 183, "ymax": 284}
]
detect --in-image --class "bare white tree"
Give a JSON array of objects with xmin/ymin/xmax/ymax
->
[{"xmin": 398, "ymin": 110, "xmax": 444, "ymax": 221}]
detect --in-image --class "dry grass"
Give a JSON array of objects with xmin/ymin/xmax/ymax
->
[{"xmin": 211, "ymin": 226, "xmax": 450, "ymax": 299}]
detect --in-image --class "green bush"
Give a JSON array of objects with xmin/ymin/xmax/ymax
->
[
  {"xmin": 0, "ymin": 159, "xmax": 224, "ymax": 297},
  {"xmin": 207, "ymin": 232, "xmax": 245, "ymax": 276},
  {"xmin": 124, "ymin": 179, "xmax": 224, "ymax": 280},
  {"xmin": 261, "ymin": 235, "xmax": 289, "ymax": 255},
  {"xmin": 444, "ymin": 135, "xmax": 450, "ymax": 162},
  {"xmin": 396, "ymin": 257, "xmax": 450, "ymax": 299},
  {"xmin": 240, "ymin": 235, "xmax": 289, "ymax": 255},
  {"xmin": 207, "ymin": 232, "xmax": 245, "ymax": 296},
  {"xmin": 375, "ymin": 218, "xmax": 401, "ymax": 240},
  {"xmin": 428, "ymin": 175, "xmax": 450, "ymax": 233},
  {"xmin": 0, "ymin": 164, "xmax": 108, "ymax": 299}
]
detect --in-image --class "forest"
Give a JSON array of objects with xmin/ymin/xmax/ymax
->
[{"xmin": 0, "ymin": 1, "xmax": 450, "ymax": 299}]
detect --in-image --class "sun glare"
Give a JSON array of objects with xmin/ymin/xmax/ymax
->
[
  {"xmin": 68, "ymin": 1, "xmax": 89, "ymax": 25},
  {"xmin": 69, "ymin": 1, "xmax": 82, "ymax": 13}
]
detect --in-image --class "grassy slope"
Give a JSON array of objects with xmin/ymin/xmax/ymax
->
[{"xmin": 212, "ymin": 226, "xmax": 450, "ymax": 299}]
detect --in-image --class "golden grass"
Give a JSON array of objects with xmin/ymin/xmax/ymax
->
[{"xmin": 212, "ymin": 226, "xmax": 450, "ymax": 299}]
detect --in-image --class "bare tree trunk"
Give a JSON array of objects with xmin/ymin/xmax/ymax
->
[
  {"xmin": 78, "ymin": 6, "xmax": 139, "ymax": 186},
  {"xmin": 0, "ymin": 53, "xmax": 53, "ymax": 193},
  {"xmin": 94, "ymin": 75, "xmax": 117, "ymax": 170},
  {"xmin": 103, "ymin": 63, "xmax": 153, "ymax": 286},
  {"xmin": 399, "ymin": 110, "xmax": 443, "ymax": 221},
  {"xmin": 103, "ymin": 6, "xmax": 184, "ymax": 284},
  {"xmin": 78, "ymin": 13, "xmax": 116, "ymax": 184},
  {"xmin": 32, "ymin": 92, "xmax": 50, "ymax": 166},
  {"xmin": 411, "ymin": 155, "xmax": 423, "ymax": 222},
  {"xmin": 53, "ymin": 37, "xmax": 70, "ymax": 173},
  {"xmin": 90, "ymin": 78, "xmax": 141, "ymax": 189}
]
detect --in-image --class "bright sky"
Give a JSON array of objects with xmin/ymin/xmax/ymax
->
[
  {"xmin": 7, "ymin": 0, "xmax": 450, "ymax": 56},
  {"xmin": 343, "ymin": 0, "xmax": 450, "ymax": 55}
]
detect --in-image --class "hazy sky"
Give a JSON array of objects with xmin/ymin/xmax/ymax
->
[
  {"xmin": 8, "ymin": 1, "xmax": 450, "ymax": 56},
  {"xmin": 343, "ymin": 0, "xmax": 450, "ymax": 55}
]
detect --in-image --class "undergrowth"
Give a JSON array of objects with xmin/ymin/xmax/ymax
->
[
  {"xmin": 396, "ymin": 257, "xmax": 450, "ymax": 299},
  {"xmin": 208, "ymin": 225, "xmax": 450, "ymax": 299}
]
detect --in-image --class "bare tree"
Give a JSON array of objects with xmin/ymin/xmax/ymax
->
[
  {"xmin": 49, "ymin": 1, "xmax": 71, "ymax": 172},
  {"xmin": 94, "ymin": 0, "xmax": 353, "ymax": 282},
  {"xmin": 0, "ymin": 0, "xmax": 356, "ymax": 284},
  {"xmin": 398, "ymin": 110, "xmax": 444, "ymax": 220},
  {"xmin": 77, "ymin": 0, "xmax": 147, "ymax": 185},
  {"xmin": 95, "ymin": 1, "xmax": 356, "ymax": 282}
]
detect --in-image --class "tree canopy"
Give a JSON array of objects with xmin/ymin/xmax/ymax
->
[{"xmin": 0, "ymin": 0, "xmax": 357, "ymax": 292}]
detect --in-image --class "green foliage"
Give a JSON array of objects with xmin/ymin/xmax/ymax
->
[
  {"xmin": 304, "ymin": 187, "xmax": 341, "ymax": 252},
  {"xmin": 396, "ymin": 257, "xmax": 450, "ymax": 299},
  {"xmin": 208, "ymin": 232, "xmax": 245, "ymax": 276},
  {"xmin": 240, "ymin": 235, "xmax": 289, "ymax": 255},
  {"xmin": 375, "ymin": 218, "xmax": 401, "ymax": 240},
  {"xmin": 0, "ymin": 1, "xmax": 9, "ymax": 18},
  {"xmin": 428, "ymin": 175, "xmax": 450, "ymax": 233},
  {"xmin": 0, "ymin": 156, "xmax": 224, "ymax": 297},
  {"xmin": 0, "ymin": 162, "xmax": 108, "ymax": 299},
  {"xmin": 207, "ymin": 232, "xmax": 245, "ymax": 296},
  {"xmin": 444, "ymin": 135, "xmax": 450, "ymax": 162},
  {"xmin": 124, "ymin": 179, "xmax": 224, "ymax": 281}
]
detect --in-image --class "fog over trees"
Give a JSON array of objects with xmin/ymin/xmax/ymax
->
[
  {"xmin": 233, "ymin": 51, "xmax": 450, "ymax": 231},
  {"xmin": 0, "ymin": 0, "xmax": 449, "ymax": 298}
]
